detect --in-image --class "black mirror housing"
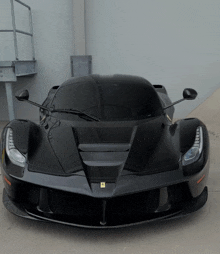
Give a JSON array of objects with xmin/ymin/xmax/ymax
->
[
  {"xmin": 163, "ymin": 88, "xmax": 198, "ymax": 110},
  {"xmin": 183, "ymin": 88, "xmax": 197, "ymax": 100},
  {"xmin": 15, "ymin": 90, "xmax": 50, "ymax": 111},
  {"xmin": 15, "ymin": 90, "xmax": 29, "ymax": 101}
]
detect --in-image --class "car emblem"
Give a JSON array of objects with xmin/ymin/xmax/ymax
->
[{"xmin": 100, "ymin": 182, "xmax": 106, "ymax": 188}]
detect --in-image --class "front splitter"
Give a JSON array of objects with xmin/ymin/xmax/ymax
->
[{"xmin": 2, "ymin": 187, "xmax": 208, "ymax": 229}]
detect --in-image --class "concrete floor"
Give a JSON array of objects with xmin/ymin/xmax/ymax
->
[{"xmin": 0, "ymin": 90, "xmax": 220, "ymax": 254}]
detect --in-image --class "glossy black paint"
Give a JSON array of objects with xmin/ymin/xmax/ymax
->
[
  {"xmin": 15, "ymin": 89, "xmax": 29, "ymax": 101},
  {"xmin": 183, "ymin": 88, "xmax": 198, "ymax": 100},
  {"xmin": 1, "ymin": 74, "xmax": 209, "ymax": 227}
]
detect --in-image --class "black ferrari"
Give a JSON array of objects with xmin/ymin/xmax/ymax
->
[{"xmin": 0, "ymin": 75, "xmax": 209, "ymax": 228}]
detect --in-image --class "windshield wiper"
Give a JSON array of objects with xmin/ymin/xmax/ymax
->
[{"xmin": 51, "ymin": 108, "xmax": 100, "ymax": 121}]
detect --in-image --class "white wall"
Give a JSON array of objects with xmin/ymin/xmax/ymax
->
[
  {"xmin": 1, "ymin": 0, "xmax": 220, "ymax": 120},
  {"xmin": 85, "ymin": 0, "xmax": 220, "ymax": 117},
  {"xmin": 0, "ymin": 0, "xmax": 75, "ymax": 121}
]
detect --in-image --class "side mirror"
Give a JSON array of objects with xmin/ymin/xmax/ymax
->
[
  {"xmin": 15, "ymin": 90, "xmax": 29, "ymax": 101},
  {"xmin": 183, "ymin": 88, "xmax": 197, "ymax": 100},
  {"xmin": 163, "ymin": 88, "xmax": 198, "ymax": 110},
  {"xmin": 15, "ymin": 90, "xmax": 50, "ymax": 111}
]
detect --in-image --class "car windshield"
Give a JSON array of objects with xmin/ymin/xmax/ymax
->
[{"xmin": 51, "ymin": 78, "xmax": 163, "ymax": 121}]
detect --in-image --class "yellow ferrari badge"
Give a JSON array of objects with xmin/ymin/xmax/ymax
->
[{"xmin": 100, "ymin": 182, "xmax": 106, "ymax": 188}]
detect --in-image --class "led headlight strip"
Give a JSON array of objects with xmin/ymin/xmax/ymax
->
[
  {"xmin": 6, "ymin": 128, "xmax": 26, "ymax": 167},
  {"xmin": 182, "ymin": 126, "xmax": 203, "ymax": 166}
]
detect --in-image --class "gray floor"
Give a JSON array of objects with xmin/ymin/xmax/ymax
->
[{"xmin": 0, "ymin": 88, "xmax": 220, "ymax": 254}]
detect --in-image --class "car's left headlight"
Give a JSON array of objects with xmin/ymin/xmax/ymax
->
[
  {"xmin": 182, "ymin": 126, "xmax": 203, "ymax": 166},
  {"xmin": 5, "ymin": 128, "xmax": 26, "ymax": 167}
]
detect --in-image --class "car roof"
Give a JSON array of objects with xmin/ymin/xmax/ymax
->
[
  {"xmin": 60, "ymin": 74, "xmax": 153, "ymax": 88},
  {"xmin": 51, "ymin": 75, "xmax": 163, "ymax": 120}
]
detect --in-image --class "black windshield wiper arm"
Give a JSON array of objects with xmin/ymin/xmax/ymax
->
[{"xmin": 51, "ymin": 108, "xmax": 100, "ymax": 121}]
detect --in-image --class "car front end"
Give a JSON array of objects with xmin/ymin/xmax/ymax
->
[{"xmin": 1, "ymin": 116, "xmax": 210, "ymax": 228}]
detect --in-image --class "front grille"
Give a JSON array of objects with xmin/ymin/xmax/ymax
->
[{"xmin": 22, "ymin": 183, "xmax": 191, "ymax": 227}]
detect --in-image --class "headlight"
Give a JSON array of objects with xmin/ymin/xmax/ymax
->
[
  {"xmin": 6, "ymin": 128, "xmax": 26, "ymax": 167},
  {"xmin": 182, "ymin": 126, "xmax": 203, "ymax": 166}
]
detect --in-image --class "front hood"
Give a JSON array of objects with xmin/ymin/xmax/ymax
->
[{"xmin": 45, "ymin": 116, "xmax": 179, "ymax": 185}]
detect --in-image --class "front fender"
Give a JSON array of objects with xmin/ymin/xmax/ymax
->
[
  {"xmin": 176, "ymin": 118, "xmax": 209, "ymax": 176},
  {"xmin": 2, "ymin": 120, "xmax": 41, "ymax": 155}
]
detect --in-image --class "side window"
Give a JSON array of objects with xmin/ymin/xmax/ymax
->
[
  {"xmin": 40, "ymin": 86, "xmax": 59, "ymax": 121},
  {"xmin": 42, "ymin": 86, "xmax": 59, "ymax": 108}
]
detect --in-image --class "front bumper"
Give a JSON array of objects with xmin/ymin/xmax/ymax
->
[
  {"xmin": 3, "ymin": 185, "xmax": 208, "ymax": 228},
  {"xmin": 1, "ymin": 156, "xmax": 210, "ymax": 228}
]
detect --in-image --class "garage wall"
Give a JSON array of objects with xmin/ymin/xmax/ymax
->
[
  {"xmin": 0, "ymin": 0, "xmax": 75, "ymax": 121},
  {"xmin": 85, "ymin": 0, "xmax": 220, "ymax": 117},
  {"xmin": 1, "ymin": 0, "xmax": 220, "ymax": 120}
]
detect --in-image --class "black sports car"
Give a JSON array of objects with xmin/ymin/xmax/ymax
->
[{"xmin": 0, "ymin": 75, "xmax": 209, "ymax": 228}]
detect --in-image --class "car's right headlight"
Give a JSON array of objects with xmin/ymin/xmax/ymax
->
[
  {"xmin": 182, "ymin": 126, "xmax": 203, "ymax": 166},
  {"xmin": 6, "ymin": 128, "xmax": 26, "ymax": 167}
]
